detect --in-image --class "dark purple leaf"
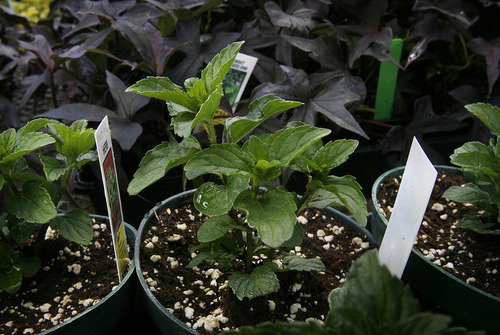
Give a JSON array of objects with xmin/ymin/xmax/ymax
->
[
  {"xmin": 105, "ymin": 70, "xmax": 150, "ymax": 119},
  {"xmin": 412, "ymin": 0, "xmax": 478, "ymax": 28},
  {"xmin": 264, "ymin": 1, "xmax": 317, "ymax": 34},
  {"xmin": 78, "ymin": 0, "xmax": 119, "ymax": 22},
  {"xmin": 468, "ymin": 37, "xmax": 500, "ymax": 95},
  {"xmin": 20, "ymin": 70, "xmax": 51, "ymax": 108},
  {"xmin": 18, "ymin": 35, "xmax": 55, "ymax": 70},
  {"xmin": 405, "ymin": 13, "xmax": 455, "ymax": 69},
  {"xmin": 448, "ymin": 85, "xmax": 479, "ymax": 106},
  {"xmin": 173, "ymin": 0, "xmax": 225, "ymax": 21},
  {"xmin": 0, "ymin": 96, "xmax": 19, "ymax": 131},
  {"xmin": 61, "ymin": 15, "xmax": 102, "ymax": 39},
  {"xmin": 347, "ymin": 26, "xmax": 393, "ymax": 67},
  {"xmin": 107, "ymin": 118, "xmax": 143, "ymax": 151},
  {"xmin": 55, "ymin": 27, "xmax": 113, "ymax": 61}
]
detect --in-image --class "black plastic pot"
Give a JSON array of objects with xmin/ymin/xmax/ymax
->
[
  {"xmin": 371, "ymin": 165, "xmax": 500, "ymax": 334},
  {"xmin": 134, "ymin": 189, "xmax": 376, "ymax": 334},
  {"xmin": 41, "ymin": 218, "xmax": 137, "ymax": 335}
]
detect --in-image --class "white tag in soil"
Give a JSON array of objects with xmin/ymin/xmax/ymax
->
[
  {"xmin": 95, "ymin": 116, "xmax": 129, "ymax": 282},
  {"xmin": 378, "ymin": 137, "xmax": 437, "ymax": 278}
]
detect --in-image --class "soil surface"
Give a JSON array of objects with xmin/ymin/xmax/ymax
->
[
  {"xmin": 0, "ymin": 218, "xmax": 133, "ymax": 334},
  {"xmin": 376, "ymin": 169, "xmax": 500, "ymax": 297},
  {"xmin": 139, "ymin": 195, "xmax": 373, "ymax": 334}
]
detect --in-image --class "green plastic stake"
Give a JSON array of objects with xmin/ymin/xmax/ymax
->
[{"xmin": 374, "ymin": 38, "xmax": 403, "ymax": 120}]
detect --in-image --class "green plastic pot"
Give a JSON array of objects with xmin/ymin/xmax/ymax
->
[
  {"xmin": 41, "ymin": 217, "xmax": 137, "ymax": 335},
  {"xmin": 135, "ymin": 189, "xmax": 376, "ymax": 334},
  {"xmin": 371, "ymin": 165, "xmax": 500, "ymax": 334}
]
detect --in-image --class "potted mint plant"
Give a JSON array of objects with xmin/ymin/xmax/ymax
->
[
  {"xmin": 0, "ymin": 119, "xmax": 137, "ymax": 334},
  {"xmin": 371, "ymin": 103, "xmax": 500, "ymax": 334},
  {"xmin": 127, "ymin": 41, "xmax": 373, "ymax": 333}
]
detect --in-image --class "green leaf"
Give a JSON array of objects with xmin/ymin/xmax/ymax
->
[
  {"xmin": 327, "ymin": 250, "xmax": 452, "ymax": 334},
  {"xmin": 264, "ymin": 125, "xmax": 331, "ymax": 166},
  {"xmin": 465, "ymin": 103, "xmax": 500, "ymax": 136},
  {"xmin": 229, "ymin": 265, "xmax": 280, "ymax": 300},
  {"xmin": 314, "ymin": 140, "xmax": 358, "ymax": 173},
  {"xmin": 0, "ymin": 266, "xmax": 22, "ymax": 294},
  {"xmin": 191, "ymin": 84, "xmax": 224, "ymax": 130},
  {"xmin": 128, "ymin": 136, "xmax": 201, "ymax": 195},
  {"xmin": 1, "ymin": 132, "xmax": 55, "ymax": 164},
  {"xmin": 172, "ymin": 111, "xmax": 196, "ymax": 138},
  {"xmin": 0, "ymin": 128, "xmax": 16, "ymax": 158},
  {"xmin": 254, "ymin": 159, "xmax": 283, "ymax": 181},
  {"xmin": 0, "ymin": 174, "xmax": 4, "ymax": 191},
  {"xmin": 450, "ymin": 142, "xmax": 498, "ymax": 176},
  {"xmin": 456, "ymin": 215, "xmax": 500, "ymax": 235},
  {"xmin": 234, "ymin": 189, "xmax": 297, "ymax": 248},
  {"xmin": 225, "ymin": 95, "xmax": 303, "ymax": 144},
  {"xmin": 38, "ymin": 154, "xmax": 68, "ymax": 182},
  {"xmin": 305, "ymin": 176, "xmax": 367, "ymax": 227},
  {"xmin": 49, "ymin": 209, "xmax": 93, "ymax": 245},
  {"xmin": 6, "ymin": 216, "xmax": 35, "ymax": 244},
  {"xmin": 194, "ymin": 175, "xmax": 249, "ymax": 216},
  {"xmin": 185, "ymin": 144, "xmax": 256, "ymax": 178},
  {"xmin": 58, "ymin": 128, "xmax": 96, "ymax": 164},
  {"xmin": 6, "ymin": 180, "xmax": 57, "ymax": 223},
  {"xmin": 443, "ymin": 183, "xmax": 491, "ymax": 209},
  {"xmin": 243, "ymin": 136, "xmax": 268, "ymax": 161},
  {"xmin": 278, "ymin": 253, "xmax": 325, "ymax": 272},
  {"xmin": 125, "ymin": 76, "xmax": 198, "ymax": 111},
  {"xmin": 197, "ymin": 215, "xmax": 238, "ymax": 242},
  {"xmin": 282, "ymin": 221, "xmax": 304, "ymax": 247},
  {"xmin": 18, "ymin": 118, "xmax": 53, "ymax": 136},
  {"xmin": 18, "ymin": 254, "xmax": 41, "ymax": 278},
  {"xmin": 202, "ymin": 41, "xmax": 244, "ymax": 93},
  {"xmin": 185, "ymin": 77, "xmax": 208, "ymax": 104}
]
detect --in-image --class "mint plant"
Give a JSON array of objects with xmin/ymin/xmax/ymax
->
[
  {"xmin": 443, "ymin": 103, "xmax": 500, "ymax": 235},
  {"xmin": 0, "ymin": 119, "xmax": 97, "ymax": 294},
  {"xmin": 127, "ymin": 41, "xmax": 367, "ymax": 300}
]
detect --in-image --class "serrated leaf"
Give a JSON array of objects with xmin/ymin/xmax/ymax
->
[
  {"xmin": 225, "ymin": 95, "xmax": 303, "ymax": 144},
  {"xmin": 202, "ymin": 41, "xmax": 244, "ymax": 93},
  {"xmin": 194, "ymin": 175, "xmax": 249, "ymax": 216},
  {"xmin": 234, "ymin": 189, "xmax": 297, "ymax": 248},
  {"xmin": 279, "ymin": 253, "xmax": 325, "ymax": 272},
  {"xmin": 465, "ymin": 103, "xmax": 500, "ymax": 136},
  {"xmin": 18, "ymin": 118, "xmax": 53, "ymax": 136},
  {"xmin": 6, "ymin": 181, "xmax": 57, "ymax": 224},
  {"xmin": 0, "ymin": 128, "xmax": 16, "ymax": 158},
  {"xmin": 229, "ymin": 265, "xmax": 280, "ymax": 300},
  {"xmin": 38, "ymin": 154, "xmax": 67, "ymax": 182},
  {"xmin": 456, "ymin": 215, "xmax": 500, "ymax": 235},
  {"xmin": 443, "ymin": 184, "xmax": 491, "ymax": 209},
  {"xmin": 125, "ymin": 76, "xmax": 198, "ymax": 112},
  {"xmin": 59, "ymin": 129, "xmax": 96, "ymax": 164},
  {"xmin": 191, "ymin": 84, "xmax": 224, "ymax": 130},
  {"xmin": 6, "ymin": 217, "xmax": 35, "ymax": 244},
  {"xmin": 314, "ymin": 140, "xmax": 358, "ymax": 173},
  {"xmin": 306, "ymin": 176, "xmax": 367, "ymax": 227},
  {"xmin": 327, "ymin": 250, "xmax": 453, "ymax": 334},
  {"xmin": 1, "ymin": 132, "xmax": 55, "ymax": 164},
  {"xmin": 197, "ymin": 215, "xmax": 238, "ymax": 242},
  {"xmin": 172, "ymin": 111, "xmax": 197, "ymax": 138},
  {"xmin": 450, "ymin": 142, "xmax": 498, "ymax": 174},
  {"xmin": 49, "ymin": 209, "xmax": 93, "ymax": 245},
  {"xmin": 185, "ymin": 144, "xmax": 256, "ymax": 178},
  {"xmin": 243, "ymin": 136, "xmax": 268, "ymax": 161},
  {"xmin": 264, "ymin": 125, "xmax": 331, "ymax": 165},
  {"xmin": 128, "ymin": 136, "xmax": 201, "ymax": 195}
]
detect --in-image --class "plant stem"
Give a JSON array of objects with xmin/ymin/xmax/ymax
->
[
  {"xmin": 245, "ymin": 227, "xmax": 254, "ymax": 273},
  {"xmin": 229, "ymin": 209, "xmax": 245, "ymax": 248}
]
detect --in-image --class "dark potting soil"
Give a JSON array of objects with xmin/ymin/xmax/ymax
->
[
  {"xmin": 376, "ymin": 170, "xmax": 500, "ymax": 297},
  {"xmin": 0, "ymin": 218, "xmax": 132, "ymax": 334},
  {"xmin": 139, "ymin": 195, "xmax": 373, "ymax": 334}
]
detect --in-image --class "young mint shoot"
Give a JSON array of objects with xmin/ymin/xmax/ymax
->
[
  {"xmin": 443, "ymin": 103, "xmax": 500, "ymax": 235},
  {"xmin": 0, "ymin": 119, "xmax": 97, "ymax": 294},
  {"xmin": 127, "ymin": 41, "xmax": 368, "ymax": 300}
]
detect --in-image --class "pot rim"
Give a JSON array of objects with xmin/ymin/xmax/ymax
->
[{"xmin": 371, "ymin": 164, "xmax": 500, "ymax": 302}]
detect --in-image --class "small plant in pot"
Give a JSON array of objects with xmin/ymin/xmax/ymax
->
[
  {"xmin": 127, "ymin": 41, "xmax": 372, "ymax": 332},
  {"xmin": 0, "ymin": 119, "xmax": 136, "ymax": 334},
  {"xmin": 371, "ymin": 103, "xmax": 500, "ymax": 334}
]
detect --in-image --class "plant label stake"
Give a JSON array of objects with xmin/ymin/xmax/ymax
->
[
  {"xmin": 223, "ymin": 52, "xmax": 258, "ymax": 110},
  {"xmin": 378, "ymin": 137, "xmax": 437, "ymax": 278},
  {"xmin": 95, "ymin": 116, "xmax": 129, "ymax": 282}
]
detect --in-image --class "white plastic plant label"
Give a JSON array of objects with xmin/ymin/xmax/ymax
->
[
  {"xmin": 378, "ymin": 137, "xmax": 437, "ymax": 278},
  {"xmin": 94, "ymin": 116, "xmax": 129, "ymax": 282},
  {"xmin": 223, "ymin": 52, "xmax": 258, "ymax": 110}
]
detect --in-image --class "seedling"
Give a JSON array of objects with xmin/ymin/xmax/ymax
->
[
  {"xmin": 443, "ymin": 103, "xmax": 500, "ymax": 234},
  {"xmin": 0, "ymin": 119, "xmax": 97, "ymax": 294},
  {"xmin": 127, "ymin": 41, "xmax": 367, "ymax": 300}
]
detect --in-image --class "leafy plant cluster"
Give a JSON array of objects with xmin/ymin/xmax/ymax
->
[
  {"xmin": 126, "ymin": 42, "xmax": 368, "ymax": 300},
  {"xmin": 223, "ymin": 250, "xmax": 484, "ymax": 335},
  {"xmin": 0, "ymin": 118, "xmax": 97, "ymax": 294},
  {"xmin": 1, "ymin": 0, "xmax": 499, "ymax": 180},
  {"xmin": 443, "ymin": 103, "xmax": 500, "ymax": 235}
]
